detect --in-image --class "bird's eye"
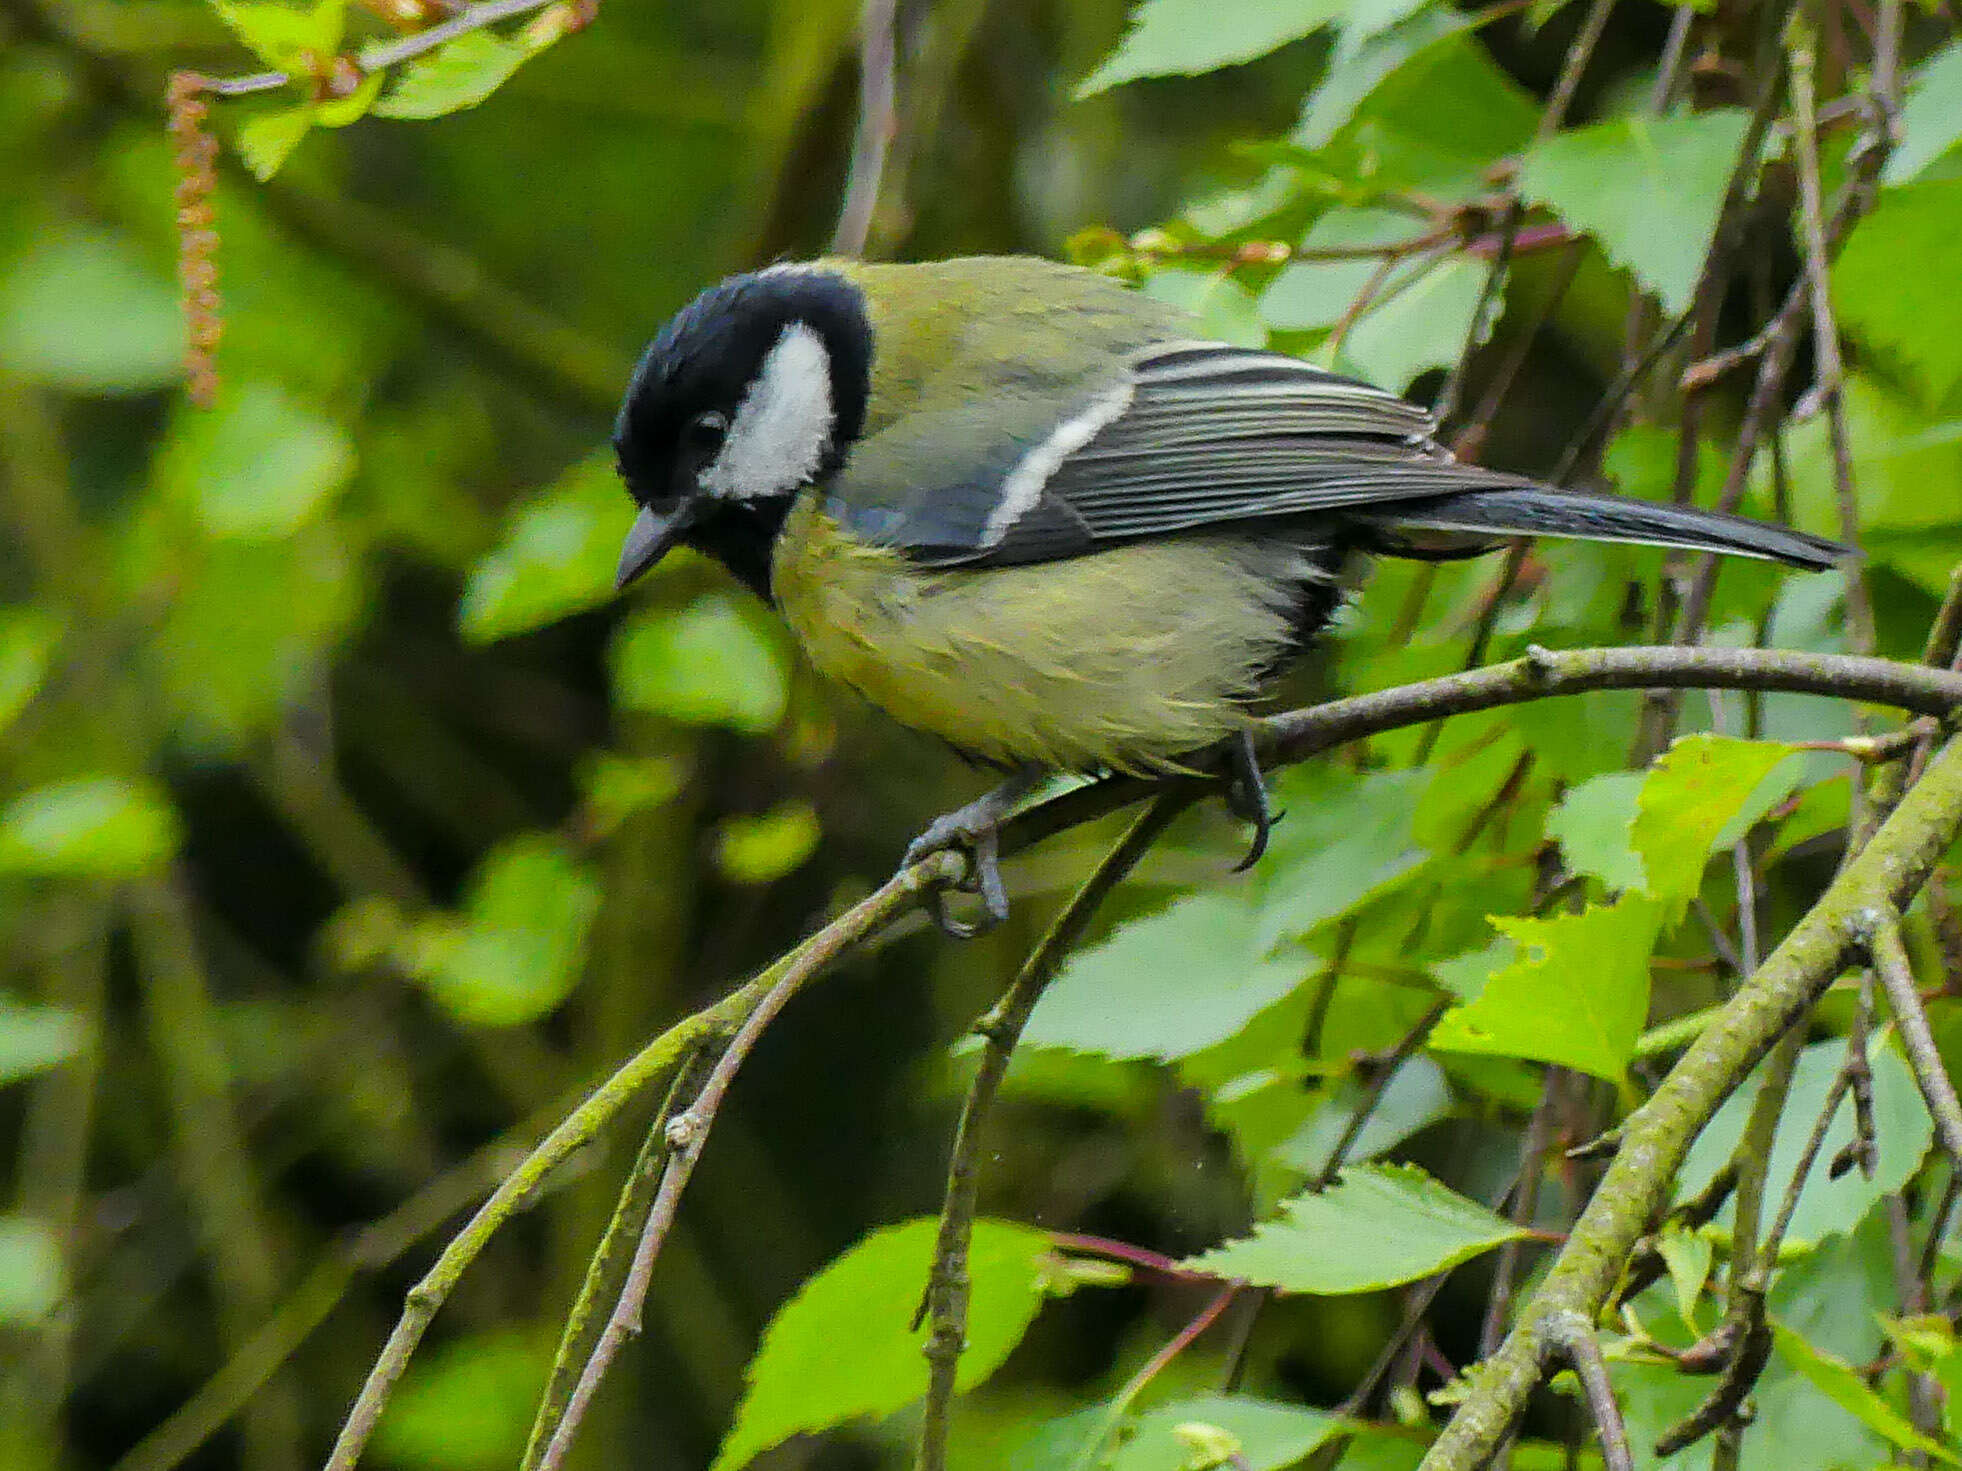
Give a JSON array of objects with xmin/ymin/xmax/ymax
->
[{"xmin": 684, "ymin": 410, "xmax": 729, "ymax": 456}]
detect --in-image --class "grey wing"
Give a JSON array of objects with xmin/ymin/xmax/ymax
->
[{"xmin": 823, "ymin": 341, "xmax": 1527, "ymax": 569}]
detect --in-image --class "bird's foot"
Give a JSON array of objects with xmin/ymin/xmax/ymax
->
[
  {"xmin": 1222, "ymin": 728, "xmax": 1277, "ymax": 872},
  {"xmin": 901, "ymin": 772, "xmax": 1041, "ymax": 938}
]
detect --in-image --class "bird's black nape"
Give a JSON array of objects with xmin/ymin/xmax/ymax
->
[{"xmin": 612, "ymin": 265, "xmax": 874, "ymax": 599}]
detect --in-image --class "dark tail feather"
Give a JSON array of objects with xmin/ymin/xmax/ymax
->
[{"xmin": 1361, "ymin": 482, "xmax": 1850, "ymax": 572}]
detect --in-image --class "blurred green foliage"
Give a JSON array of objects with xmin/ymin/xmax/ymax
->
[{"xmin": 3, "ymin": 0, "xmax": 1962, "ymax": 1469}]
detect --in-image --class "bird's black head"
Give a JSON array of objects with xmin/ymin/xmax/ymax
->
[{"xmin": 612, "ymin": 265, "xmax": 873, "ymax": 599}]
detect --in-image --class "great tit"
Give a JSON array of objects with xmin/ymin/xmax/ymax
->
[{"xmin": 611, "ymin": 255, "xmax": 1845, "ymax": 930}]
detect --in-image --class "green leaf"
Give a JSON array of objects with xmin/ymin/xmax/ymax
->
[
  {"xmin": 0, "ymin": 776, "xmax": 179, "ymax": 877},
  {"xmin": 1254, "ymin": 767, "xmax": 1426, "ymax": 947},
  {"xmin": 1297, "ymin": 20, "xmax": 1535, "ymax": 201},
  {"xmin": 1544, "ymin": 771, "xmax": 1646, "ymax": 893},
  {"xmin": 1883, "ymin": 42, "xmax": 1962, "ymax": 185},
  {"xmin": 1833, "ymin": 179, "xmax": 1962, "ymax": 404},
  {"xmin": 371, "ymin": 1330, "xmax": 545, "ymax": 1471},
  {"xmin": 1178, "ymin": 1163, "xmax": 1523, "ymax": 1293},
  {"xmin": 1630, "ymin": 735, "xmax": 1798, "ymax": 913},
  {"xmin": 713, "ymin": 1217, "xmax": 1053, "ymax": 1470},
  {"xmin": 1019, "ymin": 891, "xmax": 1313, "ymax": 1062},
  {"xmin": 1428, "ymin": 897, "xmax": 1660, "ymax": 1081},
  {"xmin": 1517, "ymin": 109, "xmax": 1752, "ymax": 314},
  {"xmin": 1772, "ymin": 1326, "xmax": 1959, "ymax": 1464},
  {"xmin": 0, "ymin": 609, "xmax": 61, "ymax": 738},
  {"xmin": 1656, "ymin": 1225, "xmax": 1712, "ymax": 1332},
  {"xmin": 575, "ymin": 753, "xmax": 683, "ymax": 838},
  {"xmin": 1139, "ymin": 270, "xmax": 1267, "ymax": 348},
  {"xmin": 373, "ymin": 31, "xmax": 532, "ymax": 120},
  {"xmin": 1336, "ymin": 255, "xmax": 1493, "ymax": 390},
  {"xmin": 0, "ymin": 1004, "xmax": 85, "ymax": 1087},
  {"xmin": 610, "ymin": 593, "xmax": 789, "ymax": 733},
  {"xmin": 214, "ymin": 0, "xmax": 345, "ymax": 70},
  {"xmin": 459, "ymin": 454, "xmax": 622, "ymax": 644},
  {"xmin": 400, "ymin": 835, "xmax": 602, "ymax": 1027},
  {"xmin": 1273, "ymin": 1055, "xmax": 1453, "ymax": 1176},
  {"xmin": 1295, "ymin": 8, "xmax": 1467, "ymax": 148},
  {"xmin": 236, "ymin": 104, "xmax": 315, "ymax": 182},
  {"xmin": 0, "ymin": 1216, "xmax": 64, "ymax": 1325},
  {"xmin": 316, "ymin": 69, "xmax": 384, "ymax": 128},
  {"xmin": 155, "ymin": 380, "xmax": 355, "ymax": 538},
  {"xmin": 1077, "ymin": 0, "xmax": 1340, "ymax": 97},
  {"xmin": 0, "ymin": 227, "xmax": 183, "ymax": 392},
  {"xmin": 1675, "ymin": 1038, "xmax": 1932, "ymax": 1245},
  {"xmin": 1110, "ymin": 1395, "xmax": 1342, "ymax": 1470},
  {"xmin": 715, "ymin": 801, "xmax": 821, "ymax": 884}
]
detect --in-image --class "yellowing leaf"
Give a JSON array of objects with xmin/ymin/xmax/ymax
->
[
  {"xmin": 0, "ymin": 777, "xmax": 179, "ymax": 877},
  {"xmin": 715, "ymin": 801, "xmax": 821, "ymax": 885},
  {"xmin": 1178, "ymin": 1163, "xmax": 1523, "ymax": 1294},
  {"xmin": 214, "ymin": 0, "xmax": 346, "ymax": 70},
  {"xmin": 236, "ymin": 104, "xmax": 315, "ymax": 181},
  {"xmin": 1428, "ymin": 896, "xmax": 1660, "ymax": 1081},
  {"xmin": 1631, "ymin": 735, "xmax": 1798, "ymax": 913}
]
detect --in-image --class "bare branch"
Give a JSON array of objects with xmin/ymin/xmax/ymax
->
[
  {"xmin": 1544, "ymin": 1311, "xmax": 1635, "ymax": 1471},
  {"xmin": 915, "ymin": 797, "xmax": 1189, "ymax": 1471},
  {"xmin": 1868, "ymin": 907, "xmax": 1962, "ymax": 1170}
]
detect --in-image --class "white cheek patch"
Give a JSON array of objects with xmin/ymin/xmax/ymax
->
[
  {"xmin": 704, "ymin": 321, "xmax": 835, "ymax": 502},
  {"xmin": 982, "ymin": 379, "xmax": 1134, "ymax": 548}
]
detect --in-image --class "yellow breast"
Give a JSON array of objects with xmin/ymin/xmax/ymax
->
[{"xmin": 770, "ymin": 498, "xmax": 1304, "ymax": 774}]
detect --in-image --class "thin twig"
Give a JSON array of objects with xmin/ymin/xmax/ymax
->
[
  {"xmin": 519, "ymin": 1045, "xmax": 717, "ymax": 1469},
  {"xmin": 196, "ymin": 0, "xmax": 561, "ymax": 97},
  {"xmin": 829, "ymin": 0, "xmax": 898, "ymax": 256},
  {"xmin": 1544, "ymin": 1311, "xmax": 1635, "ymax": 1471},
  {"xmin": 1315, "ymin": 999, "xmax": 1450, "ymax": 1187},
  {"xmin": 1070, "ymin": 1286, "xmax": 1240, "ymax": 1471},
  {"xmin": 535, "ymin": 951, "xmax": 824, "ymax": 1471},
  {"xmin": 1868, "ymin": 908, "xmax": 1962, "ymax": 1169},
  {"xmin": 321, "ymin": 852, "xmax": 962, "ymax": 1471},
  {"xmin": 914, "ymin": 796, "xmax": 1190, "ymax": 1471},
  {"xmin": 1788, "ymin": 21, "xmax": 1877, "ymax": 660}
]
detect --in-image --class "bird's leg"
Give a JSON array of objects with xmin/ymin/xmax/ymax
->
[
  {"xmin": 902, "ymin": 768, "xmax": 1044, "ymax": 937},
  {"xmin": 1222, "ymin": 728, "xmax": 1276, "ymax": 872}
]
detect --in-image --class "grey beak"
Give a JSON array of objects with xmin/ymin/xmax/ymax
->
[{"xmin": 616, "ymin": 504, "xmax": 689, "ymax": 590}]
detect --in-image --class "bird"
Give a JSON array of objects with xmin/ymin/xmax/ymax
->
[{"xmin": 610, "ymin": 255, "xmax": 1847, "ymax": 933}]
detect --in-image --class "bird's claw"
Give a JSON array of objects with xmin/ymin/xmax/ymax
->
[
  {"xmin": 1223, "ymin": 729, "xmax": 1277, "ymax": 872},
  {"xmin": 903, "ymin": 814, "xmax": 1009, "ymax": 938}
]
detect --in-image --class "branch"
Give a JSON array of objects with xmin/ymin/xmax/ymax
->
[
  {"xmin": 829, "ymin": 0, "xmax": 898, "ymax": 256},
  {"xmin": 1868, "ymin": 908, "xmax": 1962, "ymax": 1169},
  {"xmin": 321, "ymin": 852, "xmax": 962, "ymax": 1471},
  {"xmin": 191, "ymin": 0, "xmax": 562, "ymax": 98},
  {"xmin": 518, "ymin": 1047, "xmax": 716, "ymax": 1470},
  {"xmin": 535, "ymin": 943, "xmax": 827, "ymax": 1471},
  {"xmin": 1544, "ymin": 1311, "xmax": 1635, "ymax": 1471},
  {"xmin": 914, "ymin": 797, "xmax": 1190, "ymax": 1471},
  {"xmin": 1005, "ymin": 646, "xmax": 1962, "ymax": 856},
  {"xmin": 1418, "ymin": 735, "xmax": 1962, "ymax": 1470}
]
